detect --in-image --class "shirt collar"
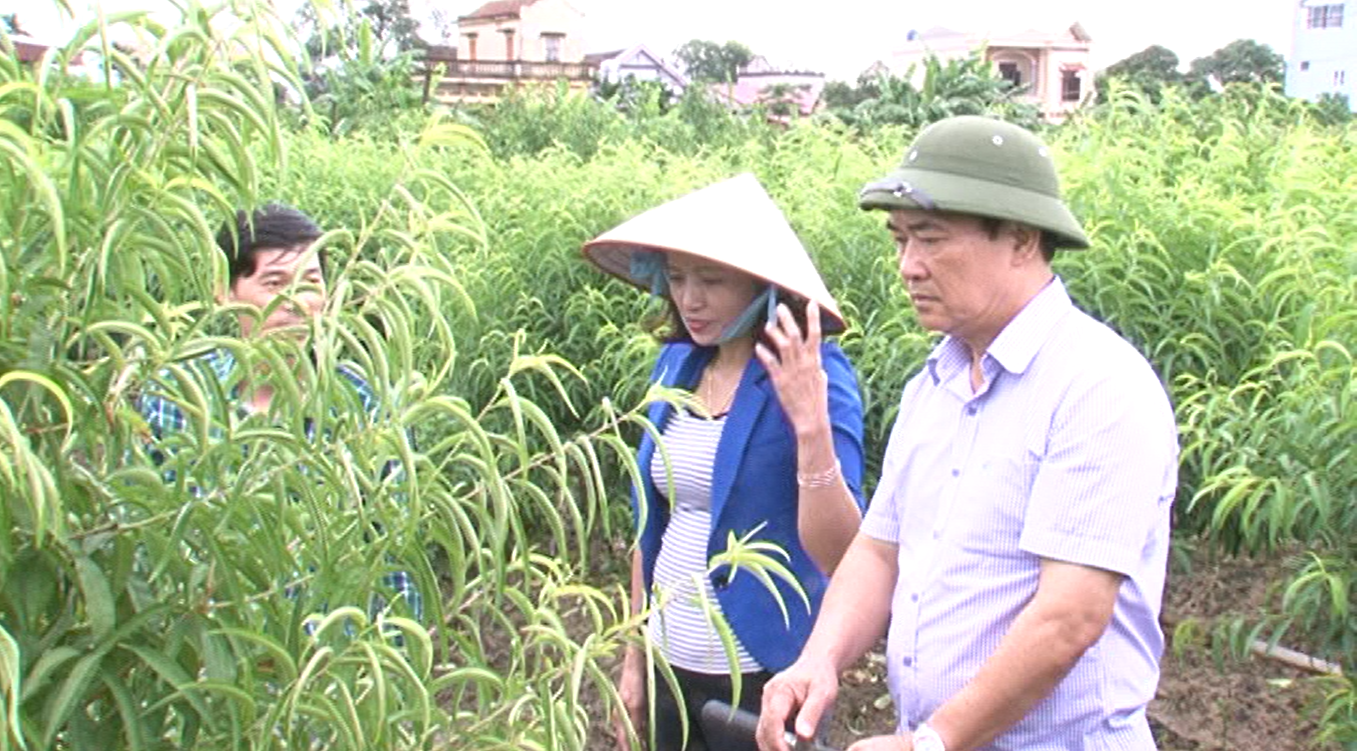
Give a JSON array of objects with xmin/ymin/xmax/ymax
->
[
  {"xmin": 987, "ymin": 276, "xmax": 1073, "ymax": 375},
  {"xmin": 925, "ymin": 276, "xmax": 1073, "ymax": 383}
]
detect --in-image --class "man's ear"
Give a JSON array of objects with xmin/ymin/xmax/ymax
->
[
  {"xmin": 216, "ymin": 280, "xmax": 235, "ymax": 306},
  {"xmin": 1007, "ymin": 223, "xmax": 1042, "ymax": 263}
]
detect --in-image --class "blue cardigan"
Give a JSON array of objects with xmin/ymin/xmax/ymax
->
[{"xmin": 633, "ymin": 341, "xmax": 865, "ymax": 672}]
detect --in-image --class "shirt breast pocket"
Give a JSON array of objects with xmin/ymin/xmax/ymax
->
[{"xmin": 953, "ymin": 453, "xmax": 1037, "ymax": 556}]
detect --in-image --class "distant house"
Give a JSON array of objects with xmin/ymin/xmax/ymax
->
[
  {"xmin": 858, "ymin": 60, "xmax": 891, "ymax": 82},
  {"xmin": 1286, "ymin": 2, "xmax": 1354, "ymax": 109},
  {"xmin": 580, "ymin": 47, "xmax": 823, "ymax": 118},
  {"xmin": 890, "ymin": 23, "xmax": 1095, "ymax": 122},
  {"xmin": 12, "ymin": 35, "xmax": 49, "ymax": 63},
  {"xmin": 423, "ymin": 0, "xmax": 594, "ymax": 104},
  {"xmin": 726, "ymin": 56, "xmax": 826, "ymax": 119},
  {"xmin": 586, "ymin": 44, "xmax": 688, "ymax": 92},
  {"xmin": 7, "ymin": 34, "xmax": 92, "ymax": 74}
]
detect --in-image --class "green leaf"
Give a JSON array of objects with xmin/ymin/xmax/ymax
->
[{"xmin": 72, "ymin": 556, "xmax": 115, "ymax": 642}]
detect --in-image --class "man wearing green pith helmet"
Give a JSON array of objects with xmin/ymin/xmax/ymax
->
[{"xmin": 757, "ymin": 116, "xmax": 1180, "ymax": 751}]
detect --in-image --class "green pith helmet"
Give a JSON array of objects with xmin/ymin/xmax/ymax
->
[{"xmin": 858, "ymin": 115, "xmax": 1090, "ymax": 250}]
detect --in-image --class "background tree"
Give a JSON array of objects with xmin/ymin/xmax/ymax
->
[
  {"xmin": 426, "ymin": 7, "xmax": 457, "ymax": 46},
  {"xmin": 822, "ymin": 69, "xmax": 884, "ymax": 111},
  {"xmin": 2, "ymin": 13, "xmax": 26, "ymax": 35},
  {"xmin": 1187, "ymin": 38, "xmax": 1285, "ymax": 87},
  {"xmin": 301, "ymin": 0, "xmax": 421, "ymax": 61},
  {"xmin": 673, "ymin": 39, "xmax": 754, "ymax": 83},
  {"xmin": 1096, "ymin": 44, "xmax": 1182, "ymax": 103},
  {"xmin": 593, "ymin": 75, "xmax": 679, "ymax": 116},
  {"xmin": 756, "ymin": 82, "xmax": 810, "ymax": 118},
  {"xmin": 823, "ymin": 53, "xmax": 1038, "ymax": 131},
  {"xmin": 295, "ymin": 0, "xmax": 426, "ymax": 137},
  {"xmin": 1310, "ymin": 92, "xmax": 1353, "ymax": 126}
]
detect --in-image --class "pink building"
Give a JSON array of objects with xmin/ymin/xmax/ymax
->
[{"xmin": 728, "ymin": 56, "xmax": 826, "ymax": 119}]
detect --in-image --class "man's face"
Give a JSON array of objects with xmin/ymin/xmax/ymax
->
[
  {"xmin": 887, "ymin": 208, "xmax": 1023, "ymax": 346},
  {"xmin": 227, "ymin": 245, "xmax": 326, "ymax": 338}
]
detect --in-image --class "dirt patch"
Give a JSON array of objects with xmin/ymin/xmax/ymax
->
[
  {"xmin": 1148, "ymin": 549, "xmax": 1338, "ymax": 751},
  {"xmin": 576, "ymin": 542, "xmax": 1339, "ymax": 750}
]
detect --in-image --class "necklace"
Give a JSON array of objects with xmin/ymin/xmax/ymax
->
[{"xmin": 701, "ymin": 366, "xmax": 740, "ymax": 416}]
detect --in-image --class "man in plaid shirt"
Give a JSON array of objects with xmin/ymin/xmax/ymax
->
[{"xmin": 137, "ymin": 203, "xmax": 422, "ymax": 624}]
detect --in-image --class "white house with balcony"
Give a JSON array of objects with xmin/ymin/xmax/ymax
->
[
  {"xmin": 422, "ymin": 0, "xmax": 595, "ymax": 104},
  {"xmin": 1287, "ymin": 2, "xmax": 1355, "ymax": 108}
]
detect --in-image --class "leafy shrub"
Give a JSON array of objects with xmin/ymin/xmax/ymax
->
[
  {"xmin": 4, "ymin": 4, "xmax": 1356, "ymax": 746},
  {"xmin": 0, "ymin": 7, "xmax": 650, "ymax": 749}
]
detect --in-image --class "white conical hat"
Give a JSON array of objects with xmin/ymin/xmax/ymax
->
[{"xmin": 582, "ymin": 173, "xmax": 847, "ymax": 333}]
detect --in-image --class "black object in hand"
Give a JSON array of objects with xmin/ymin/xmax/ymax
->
[{"xmin": 699, "ymin": 699, "xmax": 839, "ymax": 751}]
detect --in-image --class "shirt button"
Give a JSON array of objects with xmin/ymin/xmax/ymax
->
[
  {"xmin": 903, "ymin": 656, "xmax": 913, "ymax": 667},
  {"xmin": 950, "ymin": 468, "xmax": 960, "ymax": 477},
  {"xmin": 910, "ymin": 593, "xmax": 919, "ymax": 602},
  {"xmin": 932, "ymin": 530, "xmax": 941, "ymax": 540},
  {"xmin": 966, "ymin": 404, "xmax": 978, "ymax": 416}
]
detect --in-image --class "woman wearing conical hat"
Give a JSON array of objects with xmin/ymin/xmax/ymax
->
[{"xmin": 583, "ymin": 174, "xmax": 866, "ymax": 751}]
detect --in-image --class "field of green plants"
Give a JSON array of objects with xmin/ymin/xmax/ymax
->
[{"xmin": 2, "ymin": 5, "xmax": 1355, "ymax": 749}]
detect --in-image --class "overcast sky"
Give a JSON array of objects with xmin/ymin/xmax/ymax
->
[{"xmin": 18, "ymin": 0, "xmax": 1295, "ymax": 81}]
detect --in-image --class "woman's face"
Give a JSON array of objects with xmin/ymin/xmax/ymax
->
[{"xmin": 665, "ymin": 252, "xmax": 762, "ymax": 346}]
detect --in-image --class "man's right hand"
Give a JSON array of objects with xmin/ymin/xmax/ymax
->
[
  {"xmin": 613, "ymin": 647, "xmax": 647, "ymax": 751},
  {"xmin": 755, "ymin": 656, "xmax": 840, "ymax": 751}
]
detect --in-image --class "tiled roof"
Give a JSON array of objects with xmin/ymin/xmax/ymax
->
[
  {"xmin": 460, "ymin": 0, "xmax": 536, "ymax": 21},
  {"xmin": 591, "ymin": 44, "xmax": 692, "ymax": 89},
  {"xmin": 12, "ymin": 36, "xmax": 50, "ymax": 63},
  {"xmin": 584, "ymin": 48, "xmax": 626, "ymax": 65}
]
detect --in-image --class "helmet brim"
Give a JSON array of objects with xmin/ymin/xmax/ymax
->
[{"xmin": 859, "ymin": 167, "xmax": 1091, "ymax": 250}]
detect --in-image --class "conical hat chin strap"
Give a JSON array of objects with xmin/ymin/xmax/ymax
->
[
  {"xmin": 714, "ymin": 285, "xmax": 777, "ymax": 345},
  {"xmin": 630, "ymin": 250, "xmax": 669, "ymax": 295}
]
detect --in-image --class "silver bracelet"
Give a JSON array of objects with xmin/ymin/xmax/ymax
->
[
  {"xmin": 796, "ymin": 460, "xmax": 841, "ymax": 488},
  {"xmin": 913, "ymin": 722, "xmax": 947, "ymax": 751}
]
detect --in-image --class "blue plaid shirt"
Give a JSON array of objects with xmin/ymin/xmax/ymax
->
[
  {"xmin": 137, "ymin": 348, "xmax": 423, "ymax": 623},
  {"xmin": 137, "ymin": 348, "xmax": 379, "ymax": 440}
]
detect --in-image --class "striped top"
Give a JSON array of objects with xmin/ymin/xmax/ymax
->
[
  {"xmin": 647, "ymin": 407, "xmax": 761, "ymax": 674},
  {"xmin": 861, "ymin": 278, "xmax": 1178, "ymax": 749}
]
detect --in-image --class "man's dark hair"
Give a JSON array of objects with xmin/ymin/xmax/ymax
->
[
  {"xmin": 978, "ymin": 216, "xmax": 1058, "ymax": 263},
  {"xmin": 217, "ymin": 203, "xmax": 324, "ymax": 283}
]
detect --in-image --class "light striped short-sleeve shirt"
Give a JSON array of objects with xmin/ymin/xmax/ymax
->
[
  {"xmin": 861, "ymin": 278, "xmax": 1178, "ymax": 750},
  {"xmin": 647, "ymin": 408, "xmax": 762, "ymax": 674}
]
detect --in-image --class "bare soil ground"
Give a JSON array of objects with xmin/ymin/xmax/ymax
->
[
  {"xmin": 1146, "ymin": 550, "xmax": 1338, "ymax": 751},
  {"xmin": 824, "ymin": 549, "xmax": 1339, "ymax": 751},
  {"xmin": 578, "ymin": 544, "xmax": 1339, "ymax": 750}
]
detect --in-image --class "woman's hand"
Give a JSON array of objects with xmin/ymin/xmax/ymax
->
[
  {"xmin": 756, "ymin": 301, "xmax": 830, "ymax": 440},
  {"xmin": 613, "ymin": 646, "xmax": 647, "ymax": 751},
  {"xmin": 756, "ymin": 300, "xmax": 860, "ymax": 574}
]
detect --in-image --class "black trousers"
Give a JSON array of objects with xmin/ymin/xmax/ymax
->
[{"xmin": 650, "ymin": 666, "xmax": 772, "ymax": 751}]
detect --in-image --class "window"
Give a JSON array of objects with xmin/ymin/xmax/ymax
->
[
  {"xmin": 542, "ymin": 33, "xmax": 563, "ymax": 63},
  {"xmin": 1308, "ymin": 4, "xmax": 1344, "ymax": 28},
  {"xmin": 502, "ymin": 29, "xmax": 515, "ymax": 59},
  {"xmin": 1301, "ymin": 60, "xmax": 1311, "ymax": 71},
  {"xmin": 1335, "ymin": 70, "xmax": 1348, "ymax": 86},
  {"xmin": 1061, "ymin": 69, "xmax": 1082, "ymax": 102},
  {"xmin": 998, "ymin": 61, "xmax": 1022, "ymax": 87}
]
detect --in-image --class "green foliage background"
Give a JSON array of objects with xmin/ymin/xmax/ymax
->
[{"xmin": 2, "ymin": 3, "xmax": 1356, "ymax": 749}]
